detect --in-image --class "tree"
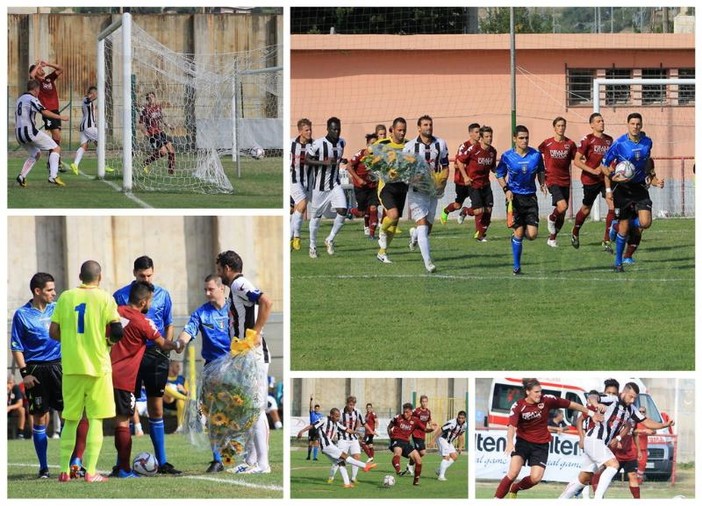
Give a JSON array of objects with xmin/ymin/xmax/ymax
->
[{"xmin": 480, "ymin": 7, "xmax": 553, "ymax": 34}]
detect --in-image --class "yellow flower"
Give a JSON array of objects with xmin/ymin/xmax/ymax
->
[
  {"xmin": 388, "ymin": 169, "xmax": 398, "ymax": 180},
  {"xmin": 403, "ymin": 154, "xmax": 416, "ymax": 164},
  {"xmin": 232, "ymin": 441, "xmax": 244, "ymax": 454},
  {"xmin": 386, "ymin": 150, "xmax": 397, "ymax": 162},
  {"xmin": 211, "ymin": 412, "xmax": 229, "ymax": 426},
  {"xmin": 231, "ymin": 395, "xmax": 244, "ymax": 407},
  {"xmin": 217, "ymin": 391, "xmax": 231, "ymax": 403}
]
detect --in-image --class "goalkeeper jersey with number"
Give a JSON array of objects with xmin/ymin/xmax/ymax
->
[{"xmin": 51, "ymin": 285, "xmax": 120, "ymax": 376}]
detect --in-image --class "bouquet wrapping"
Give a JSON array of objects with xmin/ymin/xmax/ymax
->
[{"xmin": 362, "ymin": 143, "xmax": 440, "ymax": 197}]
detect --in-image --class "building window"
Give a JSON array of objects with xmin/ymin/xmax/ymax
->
[
  {"xmin": 642, "ymin": 68, "xmax": 668, "ymax": 105},
  {"xmin": 678, "ymin": 68, "xmax": 695, "ymax": 106},
  {"xmin": 605, "ymin": 68, "xmax": 632, "ymax": 105},
  {"xmin": 566, "ymin": 68, "xmax": 594, "ymax": 106}
]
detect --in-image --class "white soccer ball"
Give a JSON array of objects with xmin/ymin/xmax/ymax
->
[
  {"xmin": 132, "ymin": 451, "xmax": 159, "ymax": 476},
  {"xmin": 612, "ymin": 160, "xmax": 635, "ymax": 182},
  {"xmin": 383, "ymin": 474, "xmax": 396, "ymax": 487},
  {"xmin": 250, "ymin": 146, "xmax": 265, "ymax": 160}
]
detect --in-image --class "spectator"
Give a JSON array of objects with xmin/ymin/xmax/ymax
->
[{"xmin": 7, "ymin": 374, "xmax": 26, "ymax": 439}]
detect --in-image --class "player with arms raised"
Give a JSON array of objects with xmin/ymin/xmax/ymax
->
[
  {"xmin": 388, "ymin": 402, "xmax": 428, "ymax": 486},
  {"xmin": 29, "ymin": 59, "xmax": 67, "ymax": 173},
  {"xmin": 290, "ymin": 118, "xmax": 314, "ymax": 251},
  {"xmin": 539, "ymin": 117, "xmax": 577, "ymax": 248},
  {"xmin": 494, "ymin": 378, "xmax": 594, "ymax": 499},
  {"xmin": 570, "ymin": 112, "xmax": 615, "ymax": 251}
]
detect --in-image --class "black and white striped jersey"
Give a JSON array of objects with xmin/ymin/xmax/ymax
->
[
  {"xmin": 338, "ymin": 408, "xmax": 365, "ymax": 441},
  {"xmin": 80, "ymin": 96, "xmax": 96, "ymax": 132},
  {"xmin": 15, "ymin": 93, "xmax": 44, "ymax": 144},
  {"xmin": 307, "ymin": 136, "xmax": 346, "ymax": 191},
  {"xmin": 403, "ymin": 135, "xmax": 449, "ymax": 173},
  {"xmin": 440, "ymin": 418, "xmax": 467, "ymax": 444},
  {"xmin": 227, "ymin": 274, "xmax": 269, "ymax": 364},
  {"xmin": 313, "ymin": 416, "xmax": 347, "ymax": 449},
  {"xmin": 290, "ymin": 136, "xmax": 314, "ymax": 189},
  {"xmin": 586, "ymin": 394, "xmax": 646, "ymax": 446}
]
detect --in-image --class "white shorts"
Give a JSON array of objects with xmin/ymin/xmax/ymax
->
[
  {"xmin": 310, "ymin": 185, "xmax": 347, "ymax": 218},
  {"xmin": 580, "ymin": 436, "xmax": 616, "ymax": 472},
  {"xmin": 408, "ymin": 190, "xmax": 438, "ymax": 223},
  {"xmin": 436, "ymin": 437, "xmax": 457, "ymax": 457},
  {"xmin": 290, "ymin": 181, "xmax": 309, "ymax": 205},
  {"xmin": 20, "ymin": 130, "xmax": 57, "ymax": 156},
  {"xmin": 80, "ymin": 127, "xmax": 98, "ymax": 145},
  {"xmin": 266, "ymin": 394, "xmax": 278, "ymax": 413},
  {"xmin": 337, "ymin": 439, "xmax": 361, "ymax": 456},
  {"xmin": 322, "ymin": 443, "xmax": 344, "ymax": 461}
]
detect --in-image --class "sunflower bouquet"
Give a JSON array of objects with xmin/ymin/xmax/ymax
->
[
  {"xmin": 184, "ymin": 330, "xmax": 263, "ymax": 466},
  {"xmin": 363, "ymin": 143, "xmax": 438, "ymax": 196}
]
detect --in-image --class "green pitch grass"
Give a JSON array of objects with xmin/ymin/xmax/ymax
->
[
  {"xmin": 292, "ymin": 217, "xmax": 694, "ymax": 371},
  {"xmin": 7, "ymin": 155, "xmax": 282, "ymax": 208},
  {"xmin": 476, "ymin": 465, "xmax": 695, "ymax": 499},
  {"xmin": 7, "ymin": 430, "xmax": 283, "ymax": 498},
  {"xmin": 290, "ymin": 446, "xmax": 468, "ymax": 498}
]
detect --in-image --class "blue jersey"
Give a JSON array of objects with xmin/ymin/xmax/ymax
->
[
  {"xmin": 602, "ymin": 133, "xmax": 653, "ymax": 184},
  {"xmin": 182, "ymin": 301, "xmax": 230, "ymax": 363},
  {"xmin": 114, "ymin": 282, "xmax": 173, "ymax": 347},
  {"xmin": 310, "ymin": 409, "xmax": 324, "ymax": 425},
  {"xmin": 10, "ymin": 301, "xmax": 61, "ymax": 362},
  {"xmin": 495, "ymin": 147, "xmax": 544, "ymax": 195}
]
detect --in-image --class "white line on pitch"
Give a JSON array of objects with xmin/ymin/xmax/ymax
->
[
  {"xmin": 77, "ymin": 170, "xmax": 153, "ymax": 208},
  {"xmin": 294, "ymin": 273, "xmax": 692, "ymax": 283}
]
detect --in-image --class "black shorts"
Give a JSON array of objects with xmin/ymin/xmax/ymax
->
[
  {"xmin": 468, "ymin": 185, "xmax": 494, "ymax": 210},
  {"xmin": 363, "ymin": 434, "xmax": 375, "ymax": 445},
  {"xmin": 613, "ymin": 182, "xmax": 652, "ymax": 221},
  {"xmin": 582, "ymin": 183, "xmax": 606, "ymax": 207},
  {"xmin": 389, "ymin": 439, "xmax": 414, "ymax": 458},
  {"xmin": 379, "ymin": 182, "xmax": 409, "ymax": 214},
  {"xmin": 548, "ymin": 185, "xmax": 570, "ymax": 206},
  {"xmin": 512, "ymin": 437, "xmax": 549, "ymax": 468},
  {"xmin": 149, "ymin": 132, "xmax": 170, "ymax": 151},
  {"xmin": 510, "ymin": 193, "xmax": 539, "ymax": 229},
  {"xmin": 134, "ymin": 348, "xmax": 170, "ymax": 398},
  {"xmin": 114, "ymin": 389, "xmax": 136, "ymax": 417},
  {"xmin": 354, "ymin": 186, "xmax": 379, "ymax": 211},
  {"xmin": 412, "ymin": 437, "xmax": 426, "ymax": 452},
  {"xmin": 308, "ymin": 427, "xmax": 320, "ymax": 442},
  {"xmin": 619, "ymin": 459, "xmax": 638, "ymax": 474},
  {"xmin": 43, "ymin": 110, "xmax": 62, "ymax": 131},
  {"xmin": 453, "ymin": 184, "xmax": 470, "ymax": 205},
  {"xmin": 24, "ymin": 361, "xmax": 63, "ymax": 415}
]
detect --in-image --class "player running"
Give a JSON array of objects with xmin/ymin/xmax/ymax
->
[
  {"xmin": 290, "ymin": 118, "xmax": 314, "ymax": 251},
  {"xmin": 441, "ymin": 122, "xmax": 481, "ymax": 224},
  {"xmin": 347, "ymin": 132, "xmax": 380, "ymax": 239},
  {"xmin": 388, "ymin": 402, "xmax": 428, "ymax": 486},
  {"xmin": 435, "ymin": 411, "xmax": 467, "ymax": 481},
  {"xmin": 539, "ymin": 117, "xmax": 577, "ymax": 248}
]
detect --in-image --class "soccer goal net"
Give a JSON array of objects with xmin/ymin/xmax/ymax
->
[{"xmin": 97, "ymin": 13, "xmax": 281, "ymax": 193}]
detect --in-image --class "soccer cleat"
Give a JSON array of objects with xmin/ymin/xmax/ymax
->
[
  {"xmin": 602, "ymin": 240, "xmax": 613, "ymax": 254},
  {"xmin": 206, "ymin": 461, "xmax": 225, "ymax": 473},
  {"xmin": 327, "ymin": 477, "xmax": 334, "ymax": 484},
  {"xmin": 367, "ymin": 457, "xmax": 374, "ymax": 462},
  {"xmin": 108, "ymin": 466, "xmax": 120, "ymax": 478},
  {"xmin": 513, "ymin": 267, "xmax": 522, "ymax": 276},
  {"xmin": 570, "ymin": 234, "xmax": 580, "ymax": 249},
  {"xmin": 117, "ymin": 469, "xmax": 140, "ymax": 478},
  {"xmin": 38, "ymin": 468, "xmax": 50, "ymax": 479},
  {"xmin": 309, "ymin": 247, "xmax": 318, "ymax": 259},
  {"xmin": 546, "ymin": 238, "xmax": 558, "ymax": 248},
  {"xmin": 437, "ymin": 475, "xmax": 447, "ymax": 481},
  {"xmin": 364, "ymin": 226, "xmax": 370, "ymax": 236},
  {"xmin": 52, "ymin": 432, "xmax": 61, "ymax": 439},
  {"xmin": 70, "ymin": 162, "xmax": 79, "ymax": 175},
  {"xmin": 547, "ymin": 217, "xmax": 556, "ymax": 235},
  {"xmin": 623, "ymin": 257, "xmax": 635, "ymax": 265},
  {"xmin": 408, "ymin": 227, "xmax": 417, "ymax": 251},
  {"xmin": 343, "ymin": 483, "xmax": 354, "ymax": 488},
  {"xmin": 143, "ymin": 165, "xmax": 151, "ymax": 174},
  {"xmin": 425, "ymin": 262, "xmax": 436, "ymax": 273},
  {"xmin": 291, "ymin": 237, "xmax": 301, "ymax": 251},
  {"xmin": 613, "ymin": 264, "xmax": 625, "ymax": 273},
  {"xmin": 456, "ymin": 212, "xmax": 465, "ymax": 225},
  {"xmin": 363, "ymin": 462, "xmax": 377, "ymax": 472},
  {"xmin": 48, "ymin": 176, "xmax": 65, "ymax": 186},
  {"xmin": 84, "ymin": 473, "xmax": 108, "ymax": 483},
  {"xmin": 70, "ymin": 465, "xmax": 86, "ymax": 479},
  {"xmin": 506, "ymin": 491, "xmax": 518, "ymax": 499},
  {"xmin": 242, "ymin": 464, "xmax": 271, "ymax": 474},
  {"xmin": 58, "ymin": 472, "xmax": 70, "ymax": 483},
  {"xmin": 16, "ymin": 174, "xmax": 27, "ymax": 187},
  {"xmin": 377, "ymin": 231, "xmax": 388, "ymax": 249},
  {"xmin": 157, "ymin": 462, "xmax": 182, "ymax": 475},
  {"xmin": 232, "ymin": 463, "xmax": 251, "ymax": 473},
  {"xmin": 440, "ymin": 210, "xmax": 449, "ymax": 225},
  {"xmin": 324, "ymin": 239, "xmax": 335, "ymax": 255},
  {"xmin": 105, "ymin": 166, "xmax": 115, "ymax": 173},
  {"xmin": 398, "ymin": 469, "xmax": 409, "ymax": 476},
  {"xmin": 376, "ymin": 252, "xmax": 392, "ymax": 264},
  {"xmin": 406, "ymin": 466, "xmax": 415, "ymax": 477},
  {"xmin": 413, "ymin": 477, "xmax": 420, "ymax": 486}
]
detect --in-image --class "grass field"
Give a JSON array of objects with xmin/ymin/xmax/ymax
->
[
  {"xmin": 7, "ymin": 155, "xmax": 283, "ymax": 208},
  {"xmin": 291, "ymin": 217, "xmax": 694, "ymax": 371},
  {"xmin": 476, "ymin": 465, "xmax": 695, "ymax": 499},
  {"xmin": 290, "ymin": 445, "xmax": 468, "ymax": 498},
  {"xmin": 7, "ymin": 430, "xmax": 283, "ymax": 498}
]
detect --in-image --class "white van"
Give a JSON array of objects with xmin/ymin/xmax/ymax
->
[{"xmin": 486, "ymin": 378, "xmax": 674, "ymax": 480}]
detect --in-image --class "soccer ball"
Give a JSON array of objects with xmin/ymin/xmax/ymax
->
[
  {"xmin": 132, "ymin": 451, "xmax": 159, "ymax": 476},
  {"xmin": 250, "ymin": 146, "xmax": 265, "ymax": 160},
  {"xmin": 383, "ymin": 474, "xmax": 396, "ymax": 487},
  {"xmin": 612, "ymin": 160, "xmax": 635, "ymax": 182}
]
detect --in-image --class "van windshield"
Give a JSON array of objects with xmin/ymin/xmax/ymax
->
[{"xmin": 636, "ymin": 393, "xmax": 662, "ymax": 423}]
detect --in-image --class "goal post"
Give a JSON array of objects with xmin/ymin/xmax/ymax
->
[{"xmin": 590, "ymin": 77, "xmax": 696, "ymax": 221}]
